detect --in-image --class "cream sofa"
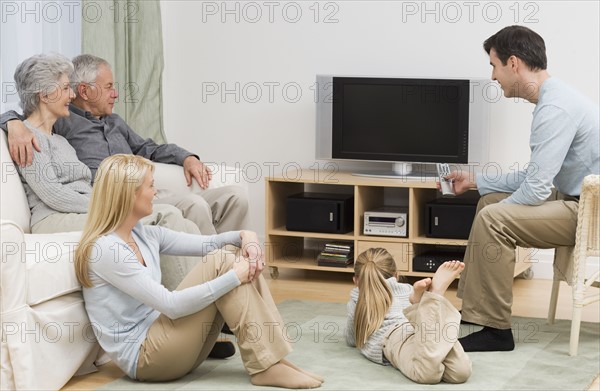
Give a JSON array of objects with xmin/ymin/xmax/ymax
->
[{"xmin": 0, "ymin": 132, "xmax": 247, "ymax": 390}]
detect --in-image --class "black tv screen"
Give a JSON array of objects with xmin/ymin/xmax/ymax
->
[{"xmin": 332, "ymin": 77, "xmax": 470, "ymax": 164}]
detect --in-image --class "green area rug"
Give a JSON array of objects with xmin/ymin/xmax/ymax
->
[{"xmin": 97, "ymin": 300, "xmax": 599, "ymax": 390}]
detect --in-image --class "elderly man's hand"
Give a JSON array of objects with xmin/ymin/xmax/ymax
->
[
  {"xmin": 183, "ymin": 156, "xmax": 212, "ymax": 189},
  {"xmin": 8, "ymin": 119, "xmax": 40, "ymax": 167}
]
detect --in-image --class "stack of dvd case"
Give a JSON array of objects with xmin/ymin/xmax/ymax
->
[{"xmin": 317, "ymin": 242, "xmax": 354, "ymax": 268}]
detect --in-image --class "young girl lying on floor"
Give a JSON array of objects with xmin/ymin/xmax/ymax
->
[{"xmin": 346, "ymin": 248, "xmax": 472, "ymax": 384}]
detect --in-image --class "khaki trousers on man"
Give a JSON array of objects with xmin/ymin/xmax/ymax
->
[
  {"xmin": 32, "ymin": 204, "xmax": 201, "ymax": 291},
  {"xmin": 157, "ymin": 185, "xmax": 249, "ymax": 235},
  {"xmin": 457, "ymin": 192, "xmax": 579, "ymax": 329},
  {"xmin": 383, "ymin": 292, "xmax": 471, "ymax": 384},
  {"xmin": 136, "ymin": 250, "xmax": 292, "ymax": 381}
]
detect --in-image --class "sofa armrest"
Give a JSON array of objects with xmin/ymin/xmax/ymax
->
[
  {"xmin": 24, "ymin": 231, "xmax": 82, "ymax": 305},
  {"xmin": 1, "ymin": 221, "xmax": 97, "ymax": 391},
  {"xmin": 1, "ymin": 219, "xmax": 27, "ymax": 391},
  {"xmin": 1, "ymin": 220, "xmax": 84, "ymax": 312},
  {"xmin": 153, "ymin": 162, "xmax": 247, "ymax": 199},
  {"xmin": 0, "ymin": 220, "xmax": 26, "ymax": 314}
]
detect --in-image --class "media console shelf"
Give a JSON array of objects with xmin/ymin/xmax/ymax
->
[{"xmin": 265, "ymin": 169, "xmax": 532, "ymax": 280}]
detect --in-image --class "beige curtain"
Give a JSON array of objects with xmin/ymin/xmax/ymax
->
[{"xmin": 81, "ymin": 0, "xmax": 166, "ymax": 143}]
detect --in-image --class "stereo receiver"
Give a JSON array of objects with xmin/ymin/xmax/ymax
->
[{"xmin": 363, "ymin": 207, "xmax": 408, "ymax": 237}]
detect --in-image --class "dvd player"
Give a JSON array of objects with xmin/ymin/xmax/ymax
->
[{"xmin": 363, "ymin": 207, "xmax": 408, "ymax": 237}]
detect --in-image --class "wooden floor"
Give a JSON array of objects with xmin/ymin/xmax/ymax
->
[{"xmin": 63, "ymin": 269, "xmax": 600, "ymax": 390}]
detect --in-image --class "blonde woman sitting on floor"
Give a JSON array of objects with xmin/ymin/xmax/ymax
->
[{"xmin": 75, "ymin": 154, "xmax": 324, "ymax": 388}]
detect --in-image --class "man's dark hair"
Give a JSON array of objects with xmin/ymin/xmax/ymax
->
[{"xmin": 484, "ymin": 25, "xmax": 547, "ymax": 70}]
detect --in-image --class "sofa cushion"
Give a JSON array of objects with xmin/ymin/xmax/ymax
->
[
  {"xmin": 0, "ymin": 132, "xmax": 31, "ymax": 232},
  {"xmin": 24, "ymin": 231, "xmax": 82, "ymax": 305}
]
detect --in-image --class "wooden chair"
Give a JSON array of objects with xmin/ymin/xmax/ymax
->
[{"xmin": 548, "ymin": 175, "xmax": 600, "ymax": 356}]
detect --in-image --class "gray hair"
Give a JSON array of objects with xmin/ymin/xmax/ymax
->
[
  {"xmin": 14, "ymin": 53, "xmax": 74, "ymax": 117},
  {"xmin": 71, "ymin": 54, "xmax": 111, "ymax": 97}
]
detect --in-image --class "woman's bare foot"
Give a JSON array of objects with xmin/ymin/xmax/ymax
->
[
  {"xmin": 430, "ymin": 260, "xmax": 464, "ymax": 296},
  {"xmin": 250, "ymin": 362, "xmax": 321, "ymax": 389},
  {"xmin": 409, "ymin": 278, "xmax": 431, "ymax": 304},
  {"xmin": 280, "ymin": 358, "xmax": 324, "ymax": 383}
]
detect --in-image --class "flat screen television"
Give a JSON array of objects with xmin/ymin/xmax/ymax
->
[{"xmin": 316, "ymin": 76, "xmax": 491, "ymax": 177}]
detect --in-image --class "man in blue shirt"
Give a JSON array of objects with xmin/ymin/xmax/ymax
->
[{"xmin": 446, "ymin": 25, "xmax": 599, "ymax": 352}]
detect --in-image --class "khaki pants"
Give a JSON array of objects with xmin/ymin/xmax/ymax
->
[
  {"xmin": 457, "ymin": 192, "xmax": 578, "ymax": 328},
  {"xmin": 31, "ymin": 212, "xmax": 88, "ymax": 233},
  {"xmin": 136, "ymin": 250, "xmax": 292, "ymax": 381},
  {"xmin": 32, "ymin": 204, "xmax": 202, "ymax": 291},
  {"xmin": 156, "ymin": 185, "xmax": 249, "ymax": 235},
  {"xmin": 383, "ymin": 292, "xmax": 471, "ymax": 384}
]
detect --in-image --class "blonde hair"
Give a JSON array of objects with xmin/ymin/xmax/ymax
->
[
  {"xmin": 353, "ymin": 248, "xmax": 397, "ymax": 349},
  {"xmin": 75, "ymin": 154, "xmax": 154, "ymax": 287}
]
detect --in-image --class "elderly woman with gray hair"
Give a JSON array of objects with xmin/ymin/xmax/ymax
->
[{"xmin": 13, "ymin": 53, "xmax": 93, "ymax": 233}]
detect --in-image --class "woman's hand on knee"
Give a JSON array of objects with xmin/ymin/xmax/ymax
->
[
  {"xmin": 240, "ymin": 230, "xmax": 264, "ymax": 275},
  {"xmin": 233, "ymin": 256, "xmax": 251, "ymax": 283}
]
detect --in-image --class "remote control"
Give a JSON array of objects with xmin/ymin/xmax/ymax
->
[{"xmin": 436, "ymin": 163, "xmax": 455, "ymax": 196}]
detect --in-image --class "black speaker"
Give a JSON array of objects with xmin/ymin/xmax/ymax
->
[
  {"xmin": 413, "ymin": 250, "xmax": 466, "ymax": 272},
  {"xmin": 286, "ymin": 192, "xmax": 354, "ymax": 234},
  {"xmin": 426, "ymin": 198, "xmax": 478, "ymax": 239}
]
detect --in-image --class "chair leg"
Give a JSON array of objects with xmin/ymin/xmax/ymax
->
[
  {"xmin": 569, "ymin": 304, "xmax": 583, "ymax": 356},
  {"xmin": 548, "ymin": 279, "xmax": 560, "ymax": 325}
]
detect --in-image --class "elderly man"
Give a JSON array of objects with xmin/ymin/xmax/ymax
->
[{"xmin": 1, "ymin": 54, "xmax": 248, "ymax": 236}]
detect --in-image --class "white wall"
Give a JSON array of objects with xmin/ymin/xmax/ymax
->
[
  {"xmin": 160, "ymin": 0, "xmax": 599, "ymax": 246},
  {"xmin": 1, "ymin": 0, "xmax": 81, "ymax": 113}
]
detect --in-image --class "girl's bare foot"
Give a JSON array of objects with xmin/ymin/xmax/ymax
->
[
  {"xmin": 280, "ymin": 358, "xmax": 324, "ymax": 383},
  {"xmin": 409, "ymin": 278, "xmax": 431, "ymax": 304},
  {"xmin": 430, "ymin": 260, "xmax": 464, "ymax": 296},
  {"xmin": 250, "ymin": 362, "xmax": 321, "ymax": 389}
]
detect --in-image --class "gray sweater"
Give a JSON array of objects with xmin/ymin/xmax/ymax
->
[
  {"xmin": 83, "ymin": 223, "xmax": 243, "ymax": 379},
  {"xmin": 345, "ymin": 277, "xmax": 413, "ymax": 364},
  {"xmin": 477, "ymin": 77, "xmax": 599, "ymax": 204},
  {"xmin": 17, "ymin": 122, "xmax": 92, "ymax": 226}
]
